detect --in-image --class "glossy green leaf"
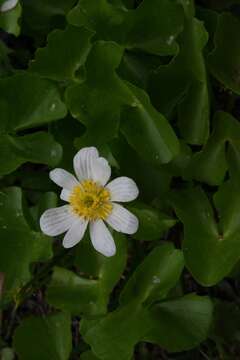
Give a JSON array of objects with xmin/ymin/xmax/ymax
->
[
  {"xmin": 13, "ymin": 312, "xmax": 72, "ymax": 360},
  {"xmin": 120, "ymin": 243, "xmax": 184, "ymax": 306},
  {"xmin": 111, "ymin": 136, "xmax": 172, "ymax": 203},
  {"xmin": 30, "ymin": 26, "xmax": 94, "ymax": 81},
  {"xmin": 66, "ymin": 41, "xmax": 179, "ymax": 164},
  {"xmin": 65, "ymin": 41, "xmax": 131, "ymax": 144},
  {"xmin": 82, "ymin": 293, "xmax": 211, "ymax": 357},
  {"xmin": 128, "ymin": 203, "xmax": 176, "ymax": 241},
  {"xmin": 0, "ymin": 187, "xmax": 52, "ymax": 302},
  {"xmin": 0, "ymin": 72, "xmax": 65, "ymax": 173},
  {"xmin": 121, "ymin": 82, "xmax": 180, "ymax": 165},
  {"xmin": 47, "ymin": 233, "xmax": 127, "ymax": 315},
  {"xmin": 171, "ymin": 183, "xmax": 240, "ymax": 285},
  {"xmin": 47, "ymin": 267, "xmax": 100, "ymax": 315},
  {"xmin": 0, "ymin": 72, "xmax": 67, "ymax": 131},
  {"xmin": 0, "ymin": 3, "xmax": 21, "ymax": 36},
  {"xmin": 186, "ymin": 111, "xmax": 240, "ymax": 185},
  {"xmin": 68, "ymin": 0, "xmax": 184, "ymax": 56},
  {"xmin": 118, "ymin": 51, "xmax": 162, "ymax": 89},
  {"xmin": 208, "ymin": 12, "xmax": 240, "ymax": 94},
  {"xmin": 148, "ymin": 2, "xmax": 209, "ymax": 144},
  {"xmin": 0, "ymin": 132, "xmax": 62, "ymax": 176},
  {"xmin": 82, "ymin": 301, "xmax": 150, "ymax": 360},
  {"xmin": 51, "ymin": 116, "xmax": 85, "ymax": 171},
  {"xmin": 144, "ymin": 294, "xmax": 213, "ymax": 352}
]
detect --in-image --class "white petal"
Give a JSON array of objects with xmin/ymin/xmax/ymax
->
[
  {"xmin": 63, "ymin": 218, "xmax": 88, "ymax": 248},
  {"xmin": 40, "ymin": 205, "xmax": 75, "ymax": 236},
  {"xmin": 50, "ymin": 168, "xmax": 78, "ymax": 190},
  {"xmin": 73, "ymin": 147, "xmax": 99, "ymax": 181},
  {"xmin": 106, "ymin": 203, "xmax": 139, "ymax": 234},
  {"xmin": 106, "ymin": 177, "xmax": 139, "ymax": 202},
  {"xmin": 92, "ymin": 157, "xmax": 111, "ymax": 186},
  {"xmin": 60, "ymin": 189, "xmax": 71, "ymax": 202},
  {"xmin": 90, "ymin": 220, "xmax": 116, "ymax": 257},
  {"xmin": 0, "ymin": 0, "xmax": 18, "ymax": 12}
]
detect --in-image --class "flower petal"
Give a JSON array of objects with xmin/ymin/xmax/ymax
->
[
  {"xmin": 106, "ymin": 177, "xmax": 139, "ymax": 202},
  {"xmin": 50, "ymin": 168, "xmax": 78, "ymax": 190},
  {"xmin": 60, "ymin": 189, "xmax": 71, "ymax": 202},
  {"xmin": 73, "ymin": 147, "xmax": 99, "ymax": 181},
  {"xmin": 0, "ymin": 0, "xmax": 18, "ymax": 12},
  {"xmin": 90, "ymin": 220, "xmax": 116, "ymax": 257},
  {"xmin": 106, "ymin": 203, "xmax": 139, "ymax": 234},
  {"xmin": 92, "ymin": 157, "xmax": 111, "ymax": 186},
  {"xmin": 40, "ymin": 205, "xmax": 75, "ymax": 236},
  {"xmin": 63, "ymin": 218, "xmax": 88, "ymax": 248}
]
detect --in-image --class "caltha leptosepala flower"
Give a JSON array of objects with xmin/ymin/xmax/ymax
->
[{"xmin": 40, "ymin": 147, "xmax": 139, "ymax": 256}]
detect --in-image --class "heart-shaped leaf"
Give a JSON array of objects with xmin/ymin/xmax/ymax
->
[{"xmin": 171, "ymin": 182, "xmax": 240, "ymax": 285}]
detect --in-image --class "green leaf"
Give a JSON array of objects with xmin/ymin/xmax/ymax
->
[
  {"xmin": 120, "ymin": 243, "xmax": 184, "ymax": 306},
  {"xmin": 121, "ymin": 82, "xmax": 180, "ymax": 165},
  {"xmin": 68, "ymin": 0, "xmax": 184, "ymax": 56},
  {"xmin": 65, "ymin": 41, "xmax": 131, "ymax": 144},
  {"xmin": 81, "ymin": 245, "xmax": 211, "ymax": 358},
  {"xmin": 186, "ymin": 111, "xmax": 240, "ymax": 185},
  {"xmin": 47, "ymin": 267, "xmax": 100, "ymax": 315},
  {"xmin": 144, "ymin": 294, "xmax": 213, "ymax": 352},
  {"xmin": 82, "ymin": 301, "xmax": 151, "ymax": 360},
  {"xmin": 82, "ymin": 294, "xmax": 212, "ymax": 358},
  {"xmin": 51, "ymin": 116, "xmax": 85, "ymax": 171},
  {"xmin": 66, "ymin": 41, "xmax": 179, "ymax": 164},
  {"xmin": 47, "ymin": 233, "xmax": 127, "ymax": 315},
  {"xmin": 0, "ymin": 3, "xmax": 21, "ymax": 36},
  {"xmin": 128, "ymin": 203, "xmax": 176, "ymax": 241},
  {"xmin": 0, "ymin": 72, "xmax": 67, "ymax": 131},
  {"xmin": 208, "ymin": 12, "xmax": 240, "ymax": 94},
  {"xmin": 0, "ymin": 132, "xmax": 62, "ymax": 176},
  {"xmin": 148, "ymin": 3, "xmax": 209, "ymax": 145},
  {"xmin": 0, "ymin": 187, "xmax": 52, "ymax": 302},
  {"xmin": 21, "ymin": 0, "xmax": 76, "ymax": 39},
  {"xmin": 30, "ymin": 26, "xmax": 94, "ymax": 81},
  {"xmin": 13, "ymin": 312, "xmax": 72, "ymax": 360},
  {"xmin": 0, "ymin": 40, "xmax": 12, "ymax": 77},
  {"xmin": 81, "ymin": 351, "xmax": 100, "ymax": 360},
  {"xmin": 111, "ymin": 136, "xmax": 172, "ymax": 203},
  {"xmin": 171, "ymin": 183, "xmax": 240, "ymax": 285},
  {"xmin": 0, "ymin": 72, "xmax": 65, "ymax": 173}
]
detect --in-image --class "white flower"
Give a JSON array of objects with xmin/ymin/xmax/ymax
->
[
  {"xmin": 0, "ymin": 0, "xmax": 18, "ymax": 12},
  {"xmin": 40, "ymin": 147, "xmax": 139, "ymax": 257}
]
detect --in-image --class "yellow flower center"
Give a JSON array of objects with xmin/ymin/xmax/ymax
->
[{"xmin": 69, "ymin": 180, "xmax": 112, "ymax": 221}]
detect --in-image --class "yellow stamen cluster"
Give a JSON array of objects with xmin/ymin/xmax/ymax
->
[{"xmin": 69, "ymin": 180, "xmax": 112, "ymax": 221}]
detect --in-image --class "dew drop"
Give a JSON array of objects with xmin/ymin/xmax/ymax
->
[
  {"xmin": 50, "ymin": 103, "xmax": 56, "ymax": 111},
  {"xmin": 152, "ymin": 275, "xmax": 161, "ymax": 284},
  {"xmin": 166, "ymin": 35, "xmax": 175, "ymax": 45}
]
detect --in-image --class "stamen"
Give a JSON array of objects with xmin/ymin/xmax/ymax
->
[{"xmin": 69, "ymin": 180, "xmax": 112, "ymax": 221}]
